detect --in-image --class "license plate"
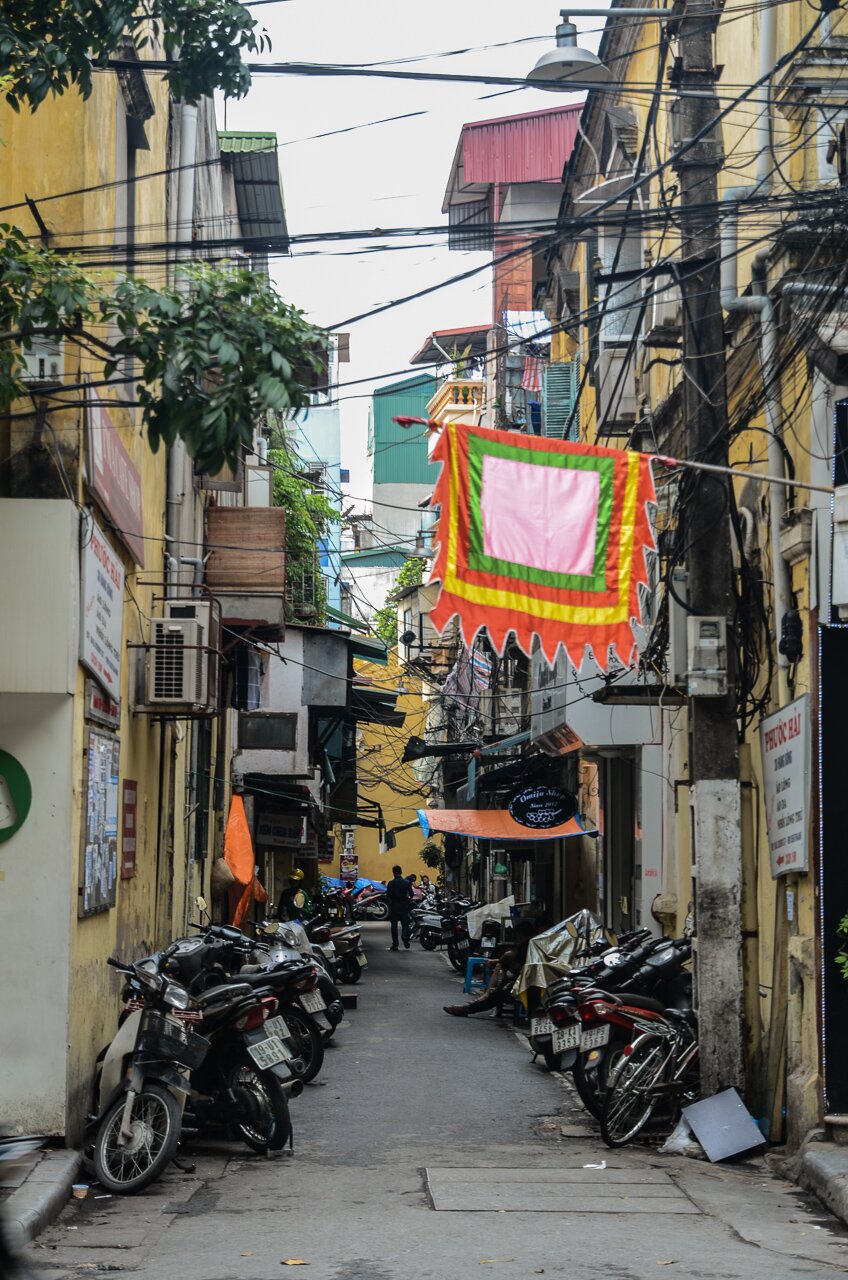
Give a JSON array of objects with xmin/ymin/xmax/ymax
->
[
  {"xmin": 531, "ymin": 1016, "xmax": 553, "ymax": 1038},
  {"xmin": 441, "ymin": 931, "xmax": 453, "ymax": 940},
  {"xmin": 356, "ymin": 953, "xmax": 367, "ymax": 967},
  {"xmin": 265, "ymin": 1015, "xmax": 290, "ymax": 1041},
  {"xmin": 456, "ymin": 938, "xmax": 470, "ymax": 951},
  {"xmin": 553, "ymin": 1024, "xmax": 581, "ymax": 1053},
  {"xmin": 580, "ymin": 1024, "xmax": 611, "ymax": 1051},
  {"xmin": 300, "ymin": 990, "xmax": 326, "ymax": 1014},
  {"xmin": 246, "ymin": 1034, "xmax": 289, "ymax": 1069}
]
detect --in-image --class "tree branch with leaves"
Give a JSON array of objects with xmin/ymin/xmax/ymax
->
[
  {"xmin": 0, "ymin": 0, "xmax": 267, "ymax": 112},
  {"xmin": 0, "ymin": 226, "xmax": 325, "ymax": 474}
]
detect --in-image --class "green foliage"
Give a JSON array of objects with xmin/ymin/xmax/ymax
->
[
  {"xmin": 0, "ymin": 230, "xmax": 325, "ymax": 474},
  {"xmin": 419, "ymin": 839, "xmax": 443, "ymax": 870},
  {"xmin": 0, "ymin": 0, "xmax": 268, "ymax": 113},
  {"xmin": 836, "ymin": 914, "xmax": 848, "ymax": 981},
  {"xmin": 269, "ymin": 442, "xmax": 337, "ymax": 625},
  {"xmin": 373, "ymin": 556, "xmax": 425, "ymax": 648}
]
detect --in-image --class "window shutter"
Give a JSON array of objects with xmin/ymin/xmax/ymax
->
[{"xmin": 543, "ymin": 361, "xmax": 579, "ymax": 440}]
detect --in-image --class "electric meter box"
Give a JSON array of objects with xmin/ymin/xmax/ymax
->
[{"xmin": 686, "ymin": 615, "xmax": 728, "ymax": 697}]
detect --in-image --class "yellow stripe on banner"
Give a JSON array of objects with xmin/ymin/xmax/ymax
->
[{"xmin": 444, "ymin": 448, "xmax": 642, "ymax": 625}]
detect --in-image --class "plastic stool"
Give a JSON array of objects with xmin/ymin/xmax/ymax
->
[{"xmin": 463, "ymin": 955, "xmax": 488, "ymax": 994}]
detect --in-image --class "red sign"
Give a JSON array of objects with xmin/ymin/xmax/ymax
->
[
  {"xmin": 87, "ymin": 403, "xmax": 145, "ymax": 566},
  {"xmin": 121, "ymin": 780, "xmax": 138, "ymax": 879}
]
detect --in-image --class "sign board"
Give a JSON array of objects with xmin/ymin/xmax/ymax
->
[
  {"xmin": 508, "ymin": 784, "xmax": 578, "ymax": 830},
  {"xmin": 0, "ymin": 749, "xmax": 32, "ymax": 844},
  {"xmin": 85, "ymin": 678, "xmax": 120, "ymax": 729},
  {"xmin": 121, "ymin": 780, "xmax": 138, "ymax": 879},
  {"xmin": 760, "ymin": 694, "xmax": 810, "ymax": 878},
  {"xmin": 86, "ymin": 402, "xmax": 145, "ymax": 566},
  {"xmin": 81, "ymin": 729, "xmax": 120, "ymax": 916},
  {"xmin": 340, "ymin": 852, "xmax": 359, "ymax": 883},
  {"xmin": 81, "ymin": 517, "xmax": 125, "ymax": 702},
  {"xmin": 256, "ymin": 815, "xmax": 307, "ymax": 849}
]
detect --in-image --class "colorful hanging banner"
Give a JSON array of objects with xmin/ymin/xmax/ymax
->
[{"xmin": 428, "ymin": 423, "xmax": 656, "ymax": 670}]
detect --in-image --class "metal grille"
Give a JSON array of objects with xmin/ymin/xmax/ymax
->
[
  {"xmin": 448, "ymin": 197, "xmax": 493, "ymax": 251},
  {"xmin": 152, "ymin": 621, "xmax": 188, "ymax": 700}
]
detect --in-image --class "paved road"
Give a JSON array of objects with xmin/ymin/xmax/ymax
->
[{"xmin": 28, "ymin": 926, "xmax": 848, "ymax": 1278}]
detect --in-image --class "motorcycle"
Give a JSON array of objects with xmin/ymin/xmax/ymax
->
[
  {"xmin": 251, "ymin": 920, "xmax": 344, "ymax": 1040},
  {"xmin": 87, "ymin": 956, "xmax": 208, "ymax": 1193},
  {"xmin": 163, "ymin": 914, "xmax": 327, "ymax": 1086},
  {"xmin": 351, "ymin": 884, "xmax": 389, "ymax": 922},
  {"xmin": 540, "ymin": 936, "xmax": 694, "ymax": 1120}
]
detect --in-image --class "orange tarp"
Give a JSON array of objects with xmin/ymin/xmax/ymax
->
[
  {"xmin": 224, "ymin": 794, "xmax": 255, "ymax": 885},
  {"xmin": 417, "ymin": 809, "xmax": 597, "ymax": 842}
]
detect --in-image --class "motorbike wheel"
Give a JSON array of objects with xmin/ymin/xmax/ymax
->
[
  {"xmin": 93, "ymin": 1081, "xmax": 181, "ymax": 1194},
  {"xmin": 285, "ymin": 1007, "xmax": 325, "ymax": 1085},
  {"xmin": 226, "ymin": 1059, "xmax": 291, "ymax": 1154},
  {"xmin": 419, "ymin": 929, "xmax": 439, "ymax": 952},
  {"xmin": 540, "ymin": 1044, "xmax": 563, "ymax": 1072},
  {"xmin": 446, "ymin": 940, "xmax": 467, "ymax": 972},
  {"xmin": 600, "ymin": 1036, "xmax": 666, "ymax": 1148},
  {"xmin": 370, "ymin": 900, "xmax": 389, "ymax": 922},
  {"xmin": 345, "ymin": 957, "xmax": 363, "ymax": 984},
  {"xmin": 572, "ymin": 1040, "xmax": 626, "ymax": 1121}
]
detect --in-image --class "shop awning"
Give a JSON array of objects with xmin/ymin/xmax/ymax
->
[{"xmin": 417, "ymin": 809, "xmax": 597, "ymax": 841}]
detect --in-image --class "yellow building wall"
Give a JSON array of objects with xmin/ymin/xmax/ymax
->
[
  {"xmin": 0, "ymin": 69, "xmax": 214, "ymax": 1137},
  {"xmin": 348, "ymin": 650, "xmax": 434, "ymax": 885}
]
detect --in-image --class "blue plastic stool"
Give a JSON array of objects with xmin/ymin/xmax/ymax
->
[{"xmin": 464, "ymin": 955, "xmax": 488, "ymax": 994}]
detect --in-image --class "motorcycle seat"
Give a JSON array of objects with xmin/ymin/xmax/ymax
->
[
  {"xmin": 618, "ymin": 993, "xmax": 668, "ymax": 1015},
  {"xmin": 194, "ymin": 982, "xmax": 253, "ymax": 1008},
  {"xmin": 236, "ymin": 967, "xmax": 311, "ymax": 988}
]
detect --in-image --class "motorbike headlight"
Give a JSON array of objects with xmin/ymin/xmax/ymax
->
[{"xmin": 162, "ymin": 982, "xmax": 190, "ymax": 1010}]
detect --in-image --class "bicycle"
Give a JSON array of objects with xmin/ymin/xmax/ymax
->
[{"xmin": 599, "ymin": 1010, "xmax": 699, "ymax": 1148}]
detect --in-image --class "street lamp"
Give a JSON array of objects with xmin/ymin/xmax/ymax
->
[{"xmin": 527, "ymin": 10, "xmax": 612, "ymax": 88}]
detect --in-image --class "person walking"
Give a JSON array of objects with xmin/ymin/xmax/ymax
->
[{"xmin": 386, "ymin": 864, "xmax": 414, "ymax": 951}]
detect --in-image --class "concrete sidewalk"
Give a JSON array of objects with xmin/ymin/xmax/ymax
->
[
  {"xmin": 797, "ymin": 1138, "xmax": 848, "ymax": 1228},
  {"xmin": 2, "ymin": 1148, "xmax": 81, "ymax": 1250}
]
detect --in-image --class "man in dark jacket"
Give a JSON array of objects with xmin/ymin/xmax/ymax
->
[{"xmin": 386, "ymin": 864, "xmax": 414, "ymax": 951}]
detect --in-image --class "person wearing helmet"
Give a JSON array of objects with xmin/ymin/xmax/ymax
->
[{"xmin": 277, "ymin": 867, "xmax": 311, "ymax": 921}]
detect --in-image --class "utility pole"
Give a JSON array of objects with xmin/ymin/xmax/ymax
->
[{"xmin": 671, "ymin": 0, "xmax": 746, "ymax": 1095}]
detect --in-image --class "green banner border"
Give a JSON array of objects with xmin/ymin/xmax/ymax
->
[{"xmin": 466, "ymin": 433, "xmax": 615, "ymax": 592}]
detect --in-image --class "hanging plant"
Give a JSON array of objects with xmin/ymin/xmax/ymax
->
[{"xmin": 419, "ymin": 840, "xmax": 442, "ymax": 870}]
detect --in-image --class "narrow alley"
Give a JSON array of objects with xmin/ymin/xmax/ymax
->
[{"xmin": 26, "ymin": 929, "xmax": 848, "ymax": 1280}]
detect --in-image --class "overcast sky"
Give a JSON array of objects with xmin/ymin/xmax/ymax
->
[{"xmin": 220, "ymin": 1, "xmax": 590, "ymax": 504}]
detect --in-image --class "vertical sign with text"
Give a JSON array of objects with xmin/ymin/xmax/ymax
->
[
  {"xmin": 760, "ymin": 694, "xmax": 810, "ymax": 878},
  {"xmin": 121, "ymin": 780, "xmax": 138, "ymax": 879}
]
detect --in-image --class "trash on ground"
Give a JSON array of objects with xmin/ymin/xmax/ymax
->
[{"xmin": 659, "ymin": 1116, "xmax": 706, "ymax": 1159}]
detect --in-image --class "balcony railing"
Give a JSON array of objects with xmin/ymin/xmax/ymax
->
[{"xmin": 427, "ymin": 377, "xmax": 487, "ymax": 424}]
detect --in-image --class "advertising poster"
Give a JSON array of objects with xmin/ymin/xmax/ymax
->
[
  {"xmin": 760, "ymin": 694, "xmax": 810, "ymax": 878},
  {"xmin": 81, "ymin": 730, "xmax": 120, "ymax": 915},
  {"xmin": 340, "ymin": 852, "xmax": 359, "ymax": 883}
]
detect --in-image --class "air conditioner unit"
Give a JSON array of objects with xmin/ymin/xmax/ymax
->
[
  {"xmin": 651, "ymin": 278, "xmax": 683, "ymax": 333},
  {"xmin": 596, "ymin": 346, "xmax": 637, "ymax": 431},
  {"xmin": 21, "ymin": 337, "xmax": 64, "ymax": 385},
  {"xmin": 146, "ymin": 601, "xmax": 216, "ymax": 710}
]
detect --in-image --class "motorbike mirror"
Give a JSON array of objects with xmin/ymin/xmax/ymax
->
[
  {"xmin": 564, "ymin": 920, "xmax": 579, "ymax": 939},
  {"xmin": 195, "ymin": 896, "xmax": 209, "ymax": 918},
  {"xmin": 604, "ymin": 928, "xmax": 617, "ymax": 946},
  {"xmin": 263, "ymin": 921, "xmax": 280, "ymax": 936}
]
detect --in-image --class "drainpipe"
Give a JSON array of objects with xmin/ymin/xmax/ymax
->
[
  {"xmin": 166, "ymin": 102, "xmax": 199, "ymax": 596},
  {"xmin": 180, "ymin": 553, "xmax": 211, "ymax": 598},
  {"xmin": 718, "ymin": 0, "xmax": 792, "ymax": 705}
]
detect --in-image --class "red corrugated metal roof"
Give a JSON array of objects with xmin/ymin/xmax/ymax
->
[{"xmin": 462, "ymin": 104, "xmax": 582, "ymax": 187}]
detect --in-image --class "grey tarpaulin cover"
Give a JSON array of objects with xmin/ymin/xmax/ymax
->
[
  {"xmin": 465, "ymin": 896, "xmax": 515, "ymax": 941},
  {"xmin": 515, "ymin": 909, "xmax": 606, "ymax": 999}
]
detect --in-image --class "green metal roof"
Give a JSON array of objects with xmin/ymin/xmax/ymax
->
[
  {"xmin": 348, "ymin": 635, "xmax": 388, "ymax": 665},
  {"xmin": 325, "ymin": 604, "xmax": 370, "ymax": 633},
  {"xmin": 219, "ymin": 132, "xmax": 278, "ymax": 154},
  {"xmin": 371, "ymin": 373, "xmax": 438, "ymax": 485},
  {"xmin": 218, "ymin": 132, "xmax": 289, "ymax": 251},
  {"xmin": 340, "ymin": 548, "xmax": 407, "ymax": 567}
]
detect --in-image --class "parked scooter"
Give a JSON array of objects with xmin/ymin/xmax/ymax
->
[
  {"xmin": 351, "ymin": 884, "xmax": 388, "ymax": 922},
  {"xmin": 251, "ymin": 920, "xmax": 344, "ymax": 1040},
  {"xmin": 87, "ymin": 956, "xmax": 208, "ymax": 1193}
]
